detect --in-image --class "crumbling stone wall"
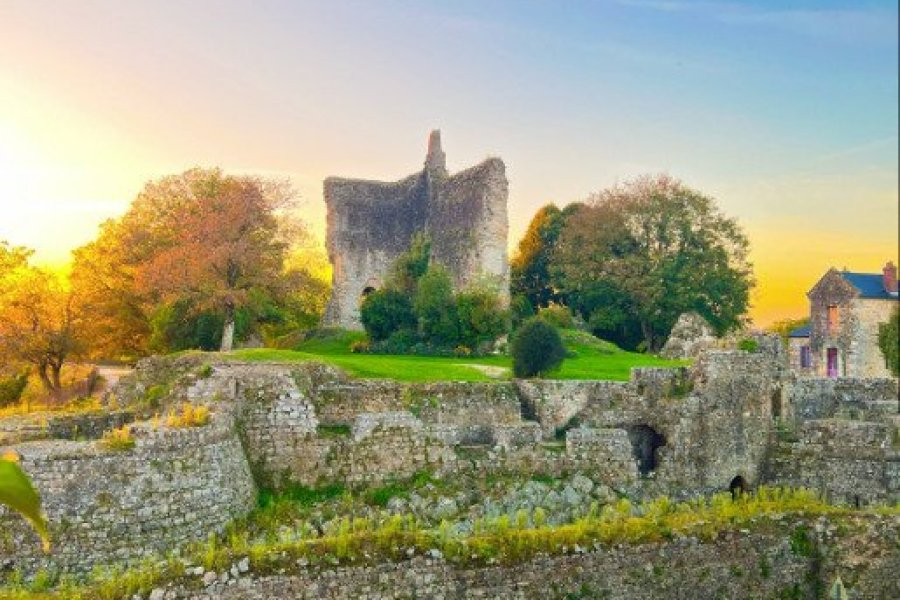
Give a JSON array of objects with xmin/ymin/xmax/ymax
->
[
  {"xmin": 163, "ymin": 529, "xmax": 840, "ymax": 600},
  {"xmin": 767, "ymin": 418, "xmax": 899, "ymax": 506},
  {"xmin": 0, "ymin": 412, "xmax": 256, "ymax": 575},
  {"xmin": 322, "ymin": 130, "xmax": 509, "ymax": 328}
]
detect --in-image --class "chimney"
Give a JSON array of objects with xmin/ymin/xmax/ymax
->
[
  {"xmin": 884, "ymin": 261, "xmax": 898, "ymax": 294},
  {"xmin": 424, "ymin": 129, "xmax": 447, "ymax": 177}
]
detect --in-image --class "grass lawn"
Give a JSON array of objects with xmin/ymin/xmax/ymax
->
[{"xmin": 229, "ymin": 329, "xmax": 686, "ymax": 382}]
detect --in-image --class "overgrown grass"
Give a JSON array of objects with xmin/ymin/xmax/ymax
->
[
  {"xmin": 227, "ymin": 328, "xmax": 686, "ymax": 382},
  {"xmin": 1, "ymin": 487, "xmax": 895, "ymax": 599}
]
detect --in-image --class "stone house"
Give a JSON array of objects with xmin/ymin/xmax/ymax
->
[{"xmin": 795, "ymin": 262, "xmax": 898, "ymax": 378}]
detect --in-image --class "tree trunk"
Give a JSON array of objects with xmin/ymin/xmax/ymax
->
[
  {"xmin": 220, "ymin": 303, "xmax": 235, "ymax": 352},
  {"xmin": 36, "ymin": 362, "xmax": 54, "ymax": 394}
]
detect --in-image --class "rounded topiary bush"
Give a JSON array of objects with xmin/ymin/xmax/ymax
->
[{"xmin": 511, "ymin": 317, "xmax": 566, "ymax": 378}]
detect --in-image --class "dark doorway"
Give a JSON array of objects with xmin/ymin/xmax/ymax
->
[
  {"xmin": 771, "ymin": 388, "xmax": 782, "ymax": 420},
  {"xmin": 729, "ymin": 476, "xmax": 748, "ymax": 499},
  {"xmin": 627, "ymin": 425, "xmax": 666, "ymax": 476}
]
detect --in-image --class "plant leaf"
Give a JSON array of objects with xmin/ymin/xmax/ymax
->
[{"xmin": 0, "ymin": 457, "xmax": 51, "ymax": 552}]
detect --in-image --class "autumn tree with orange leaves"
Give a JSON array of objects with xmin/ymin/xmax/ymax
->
[{"xmin": 0, "ymin": 242, "xmax": 83, "ymax": 395}]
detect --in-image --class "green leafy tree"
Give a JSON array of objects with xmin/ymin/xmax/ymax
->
[
  {"xmin": 878, "ymin": 309, "xmax": 899, "ymax": 376},
  {"xmin": 552, "ymin": 175, "xmax": 753, "ymax": 352},
  {"xmin": 511, "ymin": 317, "xmax": 566, "ymax": 377},
  {"xmin": 510, "ymin": 204, "xmax": 583, "ymax": 310},
  {"xmin": 413, "ymin": 265, "xmax": 459, "ymax": 346}
]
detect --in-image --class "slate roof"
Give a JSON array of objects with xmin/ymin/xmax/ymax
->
[
  {"xmin": 788, "ymin": 325, "xmax": 810, "ymax": 338},
  {"xmin": 839, "ymin": 272, "xmax": 899, "ymax": 300}
]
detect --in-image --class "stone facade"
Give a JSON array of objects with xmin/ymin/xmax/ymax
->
[
  {"xmin": 804, "ymin": 265, "xmax": 898, "ymax": 378},
  {"xmin": 322, "ymin": 130, "xmax": 509, "ymax": 328}
]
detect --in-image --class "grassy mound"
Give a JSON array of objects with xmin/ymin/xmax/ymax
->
[{"xmin": 228, "ymin": 328, "xmax": 686, "ymax": 383}]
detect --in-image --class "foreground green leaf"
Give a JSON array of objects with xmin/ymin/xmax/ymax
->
[{"xmin": 0, "ymin": 454, "xmax": 50, "ymax": 551}]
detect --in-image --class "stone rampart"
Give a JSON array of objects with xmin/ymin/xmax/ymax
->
[{"xmin": 0, "ymin": 412, "xmax": 256, "ymax": 574}]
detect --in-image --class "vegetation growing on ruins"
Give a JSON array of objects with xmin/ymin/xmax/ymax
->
[
  {"xmin": 359, "ymin": 234, "xmax": 507, "ymax": 356},
  {"xmin": 0, "ymin": 486, "xmax": 892, "ymax": 600},
  {"xmin": 877, "ymin": 308, "xmax": 899, "ymax": 376}
]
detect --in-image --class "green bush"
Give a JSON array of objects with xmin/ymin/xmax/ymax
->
[
  {"xmin": 511, "ymin": 317, "xmax": 566, "ymax": 378},
  {"xmin": 413, "ymin": 266, "xmax": 459, "ymax": 346},
  {"xmin": 360, "ymin": 289, "xmax": 416, "ymax": 342},
  {"xmin": 456, "ymin": 288, "xmax": 507, "ymax": 349},
  {"xmin": 737, "ymin": 338, "xmax": 758, "ymax": 352},
  {"xmin": 0, "ymin": 370, "xmax": 28, "ymax": 408},
  {"xmin": 537, "ymin": 304, "xmax": 575, "ymax": 329}
]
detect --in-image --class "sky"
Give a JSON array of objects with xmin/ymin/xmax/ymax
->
[{"xmin": 0, "ymin": 0, "xmax": 896, "ymax": 326}]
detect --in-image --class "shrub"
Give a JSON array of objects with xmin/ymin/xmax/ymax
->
[
  {"xmin": 360, "ymin": 289, "xmax": 416, "ymax": 342},
  {"xmin": 166, "ymin": 403, "xmax": 210, "ymax": 428},
  {"xmin": 197, "ymin": 364, "xmax": 213, "ymax": 379},
  {"xmin": 456, "ymin": 288, "xmax": 507, "ymax": 348},
  {"xmin": 349, "ymin": 339, "xmax": 371, "ymax": 353},
  {"xmin": 537, "ymin": 304, "xmax": 575, "ymax": 329},
  {"xmin": 0, "ymin": 370, "xmax": 28, "ymax": 408},
  {"xmin": 511, "ymin": 318, "xmax": 566, "ymax": 378},
  {"xmin": 101, "ymin": 425, "xmax": 135, "ymax": 451},
  {"xmin": 737, "ymin": 338, "xmax": 758, "ymax": 352},
  {"xmin": 877, "ymin": 309, "xmax": 899, "ymax": 376},
  {"xmin": 413, "ymin": 266, "xmax": 459, "ymax": 346}
]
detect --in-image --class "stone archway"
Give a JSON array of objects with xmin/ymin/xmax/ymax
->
[
  {"xmin": 627, "ymin": 424, "xmax": 666, "ymax": 476},
  {"xmin": 729, "ymin": 475, "xmax": 748, "ymax": 498}
]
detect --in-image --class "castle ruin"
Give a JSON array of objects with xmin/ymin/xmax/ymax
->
[{"xmin": 322, "ymin": 131, "xmax": 509, "ymax": 329}]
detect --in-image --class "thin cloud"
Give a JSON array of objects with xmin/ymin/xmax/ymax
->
[{"xmin": 614, "ymin": 1, "xmax": 896, "ymax": 44}]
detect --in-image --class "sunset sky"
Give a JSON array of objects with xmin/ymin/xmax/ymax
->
[{"xmin": 0, "ymin": 0, "xmax": 896, "ymax": 326}]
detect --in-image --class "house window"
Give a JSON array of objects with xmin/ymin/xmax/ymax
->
[
  {"xmin": 826, "ymin": 305, "xmax": 839, "ymax": 332},
  {"xmin": 800, "ymin": 345, "xmax": 811, "ymax": 368}
]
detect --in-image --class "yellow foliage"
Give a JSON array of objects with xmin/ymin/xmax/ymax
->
[
  {"xmin": 100, "ymin": 425, "xmax": 135, "ymax": 451},
  {"xmin": 165, "ymin": 403, "xmax": 210, "ymax": 428}
]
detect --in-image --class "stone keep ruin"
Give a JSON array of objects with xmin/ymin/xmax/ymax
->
[{"xmin": 323, "ymin": 130, "xmax": 509, "ymax": 328}]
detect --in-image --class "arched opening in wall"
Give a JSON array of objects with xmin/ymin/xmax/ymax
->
[
  {"xmin": 627, "ymin": 425, "xmax": 666, "ymax": 476},
  {"xmin": 729, "ymin": 475, "xmax": 748, "ymax": 499},
  {"xmin": 771, "ymin": 388, "xmax": 782, "ymax": 420},
  {"xmin": 359, "ymin": 286, "xmax": 377, "ymax": 306},
  {"xmin": 853, "ymin": 495, "xmax": 861, "ymax": 509}
]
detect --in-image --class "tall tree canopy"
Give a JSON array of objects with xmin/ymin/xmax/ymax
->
[
  {"xmin": 71, "ymin": 168, "xmax": 327, "ymax": 356},
  {"xmin": 0, "ymin": 242, "xmax": 82, "ymax": 394},
  {"xmin": 552, "ymin": 175, "xmax": 753, "ymax": 352},
  {"xmin": 510, "ymin": 203, "xmax": 582, "ymax": 310}
]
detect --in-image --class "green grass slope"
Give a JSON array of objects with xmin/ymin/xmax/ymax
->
[{"xmin": 229, "ymin": 329, "xmax": 686, "ymax": 383}]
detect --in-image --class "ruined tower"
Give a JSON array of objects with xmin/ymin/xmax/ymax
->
[{"xmin": 323, "ymin": 130, "xmax": 509, "ymax": 329}]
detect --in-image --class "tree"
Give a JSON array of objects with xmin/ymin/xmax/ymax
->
[
  {"xmin": 878, "ymin": 309, "xmax": 899, "ymax": 376},
  {"xmin": 0, "ymin": 243, "xmax": 82, "ymax": 396},
  {"xmin": 456, "ymin": 286, "xmax": 507, "ymax": 349},
  {"xmin": 768, "ymin": 317, "xmax": 810, "ymax": 346},
  {"xmin": 511, "ymin": 317, "xmax": 566, "ymax": 377},
  {"xmin": 413, "ymin": 265, "xmax": 459, "ymax": 346},
  {"xmin": 132, "ymin": 169, "xmax": 290, "ymax": 352},
  {"xmin": 510, "ymin": 203, "xmax": 582, "ymax": 310},
  {"xmin": 552, "ymin": 175, "xmax": 753, "ymax": 352}
]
